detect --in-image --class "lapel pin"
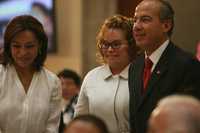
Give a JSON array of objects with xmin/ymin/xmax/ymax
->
[{"xmin": 156, "ymin": 70, "xmax": 161, "ymax": 74}]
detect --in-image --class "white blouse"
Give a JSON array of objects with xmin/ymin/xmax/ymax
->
[
  {"xmin": 75, "ymin": 65, "xmax": 130, "ymax": 133},
  {"xmin": 0, "ymin": 65, "xmax": 62, "ymax": 133}
]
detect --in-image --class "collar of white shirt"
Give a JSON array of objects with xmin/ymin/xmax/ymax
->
[
  {"xmin": 145, "ymin": 39, "xmax": 169, "ymax": 71},
  {"xmin": 102, "ymin": 64, "xmax": 130, "ymax": 80}
]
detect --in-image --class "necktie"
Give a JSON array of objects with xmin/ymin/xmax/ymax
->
[{"xmin": 143, "ymin": 57, "xmax": 153, "ymax": 93}]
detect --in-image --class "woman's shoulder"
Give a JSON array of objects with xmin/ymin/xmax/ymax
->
[
  {"xmin": 85, "ymin": 65, "xmax": 107, "ymax": 77},
  {"xmin": 82, "ymin": 65, "xmax": 110, "ymax": 83},
  {"xmin": 41, "ymin": 68, "xmax": 62, "ymax": 100},
  {"xmin": 0, "ymin": 64, "xmax": 8, "ymax": 74},
  {"xmin": 0, "ymin": 64, "xmax": 4, "ymax": 70},
  {"xmin": 41, "ymin": 67, "xmax": 60, "ymax": 82}
]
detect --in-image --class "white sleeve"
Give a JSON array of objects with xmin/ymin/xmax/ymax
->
[
  {"xmin": 45, "ymin": 74, "xmax": 62, "ymax": 133},
  {"xmin": 74, "ymin": 76, "xmax": 89, "ymax": 116}
]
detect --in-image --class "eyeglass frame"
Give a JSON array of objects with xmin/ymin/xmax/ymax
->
[{"xmin": 98, "ymin": 39, "xmax": 128, "ymax": 50}]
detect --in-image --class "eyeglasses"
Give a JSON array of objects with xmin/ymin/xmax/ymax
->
[{"xmin": 99, "ymin": 40, "xmax": 127, "ymax": 50}]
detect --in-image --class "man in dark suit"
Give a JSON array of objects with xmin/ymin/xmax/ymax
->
[{"xmin": 129, "ymin": 0, "xmax": 200, "ymax": 133}]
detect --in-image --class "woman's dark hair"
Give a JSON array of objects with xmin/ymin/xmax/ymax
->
[
  {"xmin": 3, "ymin": 15, "xmax": 48, "ymax": 71},
  {"xmin": 66, "ymin": 114, "xmax": 109, "ymax": 133},
  {"xmin": 96, "ymin": 15, "xmax": 140, "ymax": 64}
]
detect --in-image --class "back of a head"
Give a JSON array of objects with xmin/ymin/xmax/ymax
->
[
  {"xmin": 148, "ymin": 95, "xmax": 200, "ymax": 133},
  {"xmin": 159, "ymin": 95, "xmax": 200, "ymax": 133},
  {"xmin": 64, "ymin": 114, "xmax": 109, "ymax": 133}
]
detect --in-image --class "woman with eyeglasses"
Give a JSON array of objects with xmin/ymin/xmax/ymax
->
[
  {"xmin": 75, "ymin": 15, "xmax": 140, "ymax": 133},
  {"xmin": 0, "ymin": 15, "xmax": 61, "ymax": 133}
]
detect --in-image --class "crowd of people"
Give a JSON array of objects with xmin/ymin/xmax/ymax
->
[{"xmin": 0, "ymin": 0, "xmax": 200, "ymax": 133}]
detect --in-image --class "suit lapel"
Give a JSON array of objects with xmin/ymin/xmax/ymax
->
[
  {"xmin": 137, "ymin": 42, "xmax": 175, "ymax": 109},
  {"xmin": 131, "ymin": 55, "xmax": 145, "ymax": 110},
  {"xmin": 144, "ymin": 58, "xmax": 168, "ymax": 96}
]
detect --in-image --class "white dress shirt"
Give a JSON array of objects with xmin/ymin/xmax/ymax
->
[
  {"xmin": 0, "ymin": 65, "xmax": 62, "ymax": 133},
  {"xmin": 146, "ymin": 39, "xmax": 169, "ymax": 72},
  {"xmin": 75, "ymin": 64, "xmax": 130, "ymax": 133}
]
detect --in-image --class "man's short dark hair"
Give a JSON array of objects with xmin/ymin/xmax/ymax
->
[
  {"xmin": 158, "ymin": 0, "xmax": 175, "ymax": 36},
  {"xmin": 57, "ymin": 69, "xmax": 81, "ymax": 87}
]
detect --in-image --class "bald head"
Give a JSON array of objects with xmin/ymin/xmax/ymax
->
[{"xmin": 148, "ymin": 95, "xmax": 200, "ymax": 133}]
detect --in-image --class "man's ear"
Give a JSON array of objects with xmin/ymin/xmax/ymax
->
[{"xmin": 162, "ymin": 19, "xmax": 172, "ymax": 33}]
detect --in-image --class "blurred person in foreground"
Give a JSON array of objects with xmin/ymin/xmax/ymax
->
[
  {"xmin": 195, "ymin": 41, "xmax": 200, "ymax": 61},
  {"xmin": 58, "ymin": 69, "xmax": 81, "ymax": 133},
  {"xmin": 75, "ymin": 15, "xmax": 140, "ymax": 133},
  {"xmin": 0, "ymin": 15, "xmax": 61, "ymax": 133},
  {"xmin": 148, "ymin": 95, "xmax": 200, "ymax": 133},
  {"xmin": 129, "ymin": 0, "xmax": 200, "ymax": 132},
  {"xmin": 64, "ymin": 114, "xmax": 109, "ymax": 133}
]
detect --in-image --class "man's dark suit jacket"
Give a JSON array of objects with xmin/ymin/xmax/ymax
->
[{"xmin": 129, "ymin": 42, "xmax": 200, "ymax": 133}]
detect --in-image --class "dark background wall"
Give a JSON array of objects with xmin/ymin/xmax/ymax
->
[
  {"xmin": 54, "ymin": 0, "xmax": 199, "ymax": 75},
  {"xmin": 117, "ymin": 0, "xmax": 200, "ymax": 54},
  {"xmin": 117, "ymin": 0, "xmax": 141, "ymax": 17}
]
